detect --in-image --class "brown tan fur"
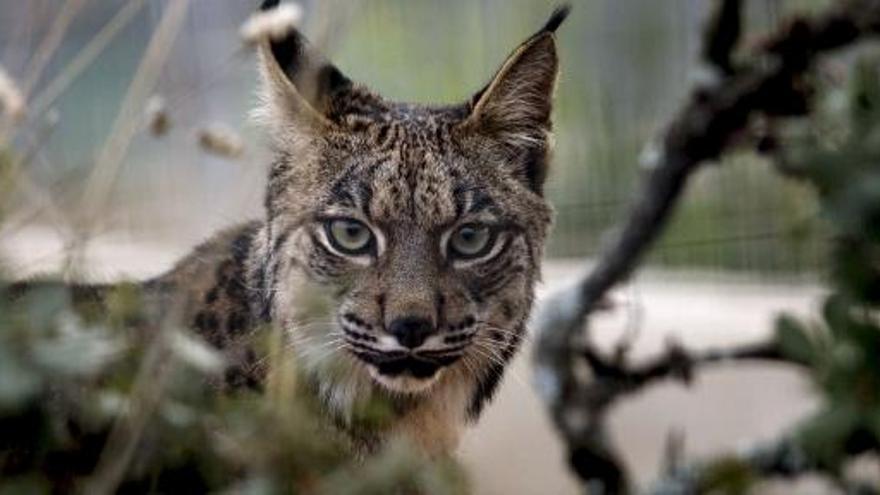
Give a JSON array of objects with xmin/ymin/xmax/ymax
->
[{"xmin": 15, "ymin": 3, "xmax": 570, "ymax": 457}]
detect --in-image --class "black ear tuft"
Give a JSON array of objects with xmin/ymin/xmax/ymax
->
[
  {"xmin": 260, "ymin": 0, "xmax": 280, "ymax": 12},
  {"xmin": 542, "ymin": 4, "xmax": 571, "ymax": 33},
  {"xmin": 266, "ymin": 28, "xmax": 353, "ymax": 114},
  {"xmin": 463, "ymin": 5, "xmax": 568, "ymax": 194},
  {"xmin": 268, "ymin": 29, "xmax": 306, "ymax": 82},
  {"xmin": 317, "ymin": 65, "xmax": 353, "ymax": 97},
  {"xmin": 256, "ymin": 5, "xmax": 380, "ymax": 127}
]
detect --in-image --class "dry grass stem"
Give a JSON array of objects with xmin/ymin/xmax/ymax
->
[
  {"xmin": 197, "ymin": 124, "xmax": 245, "ymax": 159},
  {"xmin": 29, "ymin": 0, "xmax": 148, "ymax": 119},
  {"xmin": 20, "ymin": 0, "xmax": 90, "ymax": 98},
  {"xmin": 78, "ymin": 0, "xmax": 190, "ymax": 233}
]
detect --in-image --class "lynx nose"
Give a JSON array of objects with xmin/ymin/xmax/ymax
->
[{"xmin": 388, "ymin": 317, "xmax": 434, "ymax": 349}]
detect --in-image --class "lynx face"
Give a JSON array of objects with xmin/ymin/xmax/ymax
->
[
  {"xmin": 254, "ymin": 2, "xmax": 566, "ymax": 414},
  {"xmin": 295, "ymin": 120, "xmax": 551, "ymax": 395}
]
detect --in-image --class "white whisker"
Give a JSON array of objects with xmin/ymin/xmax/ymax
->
[{"xmin": 468, "ymin": 341, "xmax": 528, "ymax": 390}]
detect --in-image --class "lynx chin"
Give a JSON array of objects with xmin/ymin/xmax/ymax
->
[{"xmin": 23, "ymin": 2, "xmax": 570, "ymax": 456}]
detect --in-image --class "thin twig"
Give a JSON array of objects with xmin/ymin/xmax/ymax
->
[
  {"xmin": 581, "ymin": 338, "xmax": 787, "ymax": 403},
  {"xmin": 28, "ymin": 0, "xmax": 149, "ymax": 119},
  {"xmin": 0, "ymin": 0, "xmax": 89, "ymax": 142},
  {"xmin": 20, "ymin": 0, "xmax": 90, "ymax": 98}
]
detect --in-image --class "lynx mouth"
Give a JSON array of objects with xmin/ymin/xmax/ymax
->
[
  {"xmin": 351, "ymin": 350, "xmax": 461, "ymax": 392},
  {"xmin": 375, "ymin": 357, "xmax": 441, "ymax": 378},
  {"xmin": 354, "ymin": 353, "xmax": 460, "ymax": 377}
]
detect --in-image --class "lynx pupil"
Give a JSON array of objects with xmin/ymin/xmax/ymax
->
[
  {"xmin": 450, "ymin": 224, "xmax": 491, "ymax": 258},
  {"xmin": 329, "ymin": 219, "xmax": 372, "ymax": 254}
]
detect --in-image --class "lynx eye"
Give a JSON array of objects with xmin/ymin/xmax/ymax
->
[
  {"xmin": 326, "ymin": 218, "xmax": 374, "ymax": 255},
  {"xmin": 449, "ymin": 224, "xmax": 494, "ymax": 259}
]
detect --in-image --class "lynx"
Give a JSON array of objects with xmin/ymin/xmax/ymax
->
[{"xmin": 13, "ymin": 2, "xmax": 568, "ymax": 456}]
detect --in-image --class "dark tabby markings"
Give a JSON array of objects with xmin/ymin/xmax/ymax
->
[
  {"xmin": 329, "ymin": 173, "xmax": 358, "ymax": 208},
  {"xmin": 444, "ymin": 332, "xmax": 474, "ymax": 345},
  {"xmin": 342, "ymin": 312, "xmax": 373, "ymax": 330},
  {"xmin": 467, "ymin": 323, "xmax": 526, "ymax": 420},
  {"xmin": 523, "ymin": 145, "xmax": 549, "ymax": 195},
  {"xmin": 257, "ymin": 226, "xmax": 293, "ymax": 322},
  {"xmin": 341, "ymin": 312, "xmax": 379, "ymax": 343},
  {"xmin": 224, "ymin": 365, "xmax": 262, "ymax": 391},
  {"xmin": 186, "ymin": 225, "xmax": 260, "ymax": 390},
  {"xmin": 467, "ymin": 254, "xmax": 514, "ymax": 302},
  {"xmin": 348, "ymin": 341, "xmax": 399, "ymax": 357},
  {"xmin": 343, "ymin": 329, "xmax": 378, "ymax": 343},
  {"xmin": 467, "ymin": 361, "xmax": 507, "ymax": 420},
  {"xmin": 375, "ymin": 124, "xmax": 390, "ymax": 147},
  {"xmin": 227, "ymin": 312, "xmax": 247, "ymax": 334},
  {"xmin": 420, "ymin": 343, "xmax": 470, "ymax": 356},
  {"xmin": 467, "ymin": 189, "xmax": 496, "ymax": 215},
  {"xmin": 376, "ymin": 293, "xmax": 386, "ymax": 326},
  {"xmin": 500, "ymin": 299, "xmax": 515, "ymax": 321},
  {"xmin": 204, "ymin": 287, "xmax": 219, "ymax": 304},
  {"xmin": 265, "ymin": 155, "xmax": 293, "ymax": 218},
  {"xmin": 307, "ymin": 232, "xmax": 346, "ymax": 279},
  {"xmin": 480, "ymin": 266, "xmax": 524, "ymax": 300},
  {"xmin": 194, "ymin": 311, "xmax": 220, "ymax": 333}
]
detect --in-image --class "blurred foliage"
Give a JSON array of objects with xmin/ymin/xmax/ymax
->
[
  {"xmin": 0, "ymin": 147, "xmax": 13, "ymax": 220},
  {"xmin": 0, "ymin": 243, "xmax": 466, "ymax": 493},
  {"xmin": 693, "ymin": 53, "xmax": 880, "ymax": 492},
  {"xmin": 776, "ymin": 53, "xmax": 880, "ymax": 479}
]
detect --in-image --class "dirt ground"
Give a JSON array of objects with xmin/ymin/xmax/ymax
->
[
  {"xmin": 461, "ymin": 262, "xmax": 823, "ymax": 494},
  {"xmin": 1, "ymin": 228, "xmax": 827, "ymax": 493}
]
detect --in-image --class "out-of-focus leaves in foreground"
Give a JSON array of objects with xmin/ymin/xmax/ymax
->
[
  {"xmin": 698, "ymin": 53, "xmax": 880, "ymax": 492},
  {"xmin": 0, "ymin": 144, "xmax": 467, "ymax": 493}
]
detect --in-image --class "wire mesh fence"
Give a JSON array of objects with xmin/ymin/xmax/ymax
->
[{"xmin": 0, "ymin": 0, "xmax": 833, "ymax": 278}]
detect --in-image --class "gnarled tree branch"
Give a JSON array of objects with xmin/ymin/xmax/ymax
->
[{"xmin": 532, "ymin": 0, "xmax": 880, "ymax": 492}]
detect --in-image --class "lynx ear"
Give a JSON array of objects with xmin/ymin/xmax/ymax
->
[
  {"xmin": 464, "ymin": 6, "xmax": 570, "ymax": 192},
  {"xmin": 255, "ymin": 0, "xmax": 375, "ymax": 137}
]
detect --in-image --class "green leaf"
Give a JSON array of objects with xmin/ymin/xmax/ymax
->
[
  {"xmin": 797, "ymin": 405, "xmax": 861, "ymax": 472},
  {"xmin": 29, "ymin": 329, "xmax": 124, "ymax": 377},
  {"xmin": 775, "ymin": 314, "xmax": 815, "ymax": 365},
  {"xmin": 0, "ymin": 347, "xmax": 41, "ymax": 411},
  {"xmin": 0, "ymin": 476, "xmax": 50, "ymax": 495},
  {"xmin": 696, "ymin": 456, "xmax": 755, "ymax": 495}
]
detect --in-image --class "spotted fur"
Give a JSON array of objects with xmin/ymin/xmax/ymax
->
[{"xmin": 15, "ymin": 3, "xmax": 570, "ymax": 457}]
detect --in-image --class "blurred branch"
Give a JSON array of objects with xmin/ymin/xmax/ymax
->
[
  {"xmin": 581, "ymin": 339, "xmax": 786, "ymax": 397},
  {"xmin": 533, "ymin": 0, "xmax": 880, "ymax": 492},
  {"xmin": 549, "ymin": 337, "xmax": 789, "ymax": 493},
  {"xmin": 703, "ymin": 0, "xmax": 742, "ymax": 75}
]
